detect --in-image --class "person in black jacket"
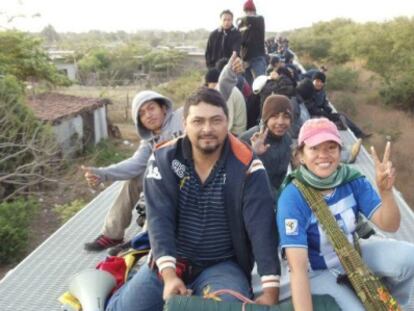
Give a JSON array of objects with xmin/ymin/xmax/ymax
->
[
  {"xmin": 205, "ymin": 10, "xmax": 241, "ymax": 69},
  {"xmin": 106, "ymin": 87, "xmax": 280, "ymax": 311},
  {"xmin": 299, "ymin": 72, "xmax": 372, "ymax": 138}
]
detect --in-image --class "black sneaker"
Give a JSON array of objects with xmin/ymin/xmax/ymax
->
[
  {"xmin": 84, "ymin": 235, "xmax": 123, "ymax": 251},
  {"xmin": 360, "ymin": 132, "xmax": 373, "ymax": 139},
  {"xmin": 108, "ymin": 240, "xmax": 132, "ymax": 256}
]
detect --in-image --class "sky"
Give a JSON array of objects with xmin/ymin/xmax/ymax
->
[{"xmin": 2, "ymin": 0, "xmax": 414, "ymax": 33}]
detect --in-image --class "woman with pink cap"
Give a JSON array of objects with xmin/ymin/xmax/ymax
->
[{"xmin": 277, "ymin": 117, "xmax": 414, "ymax": 310}]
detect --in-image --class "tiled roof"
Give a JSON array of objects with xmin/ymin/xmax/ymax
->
[{"xmin": 26, "ymin": 93, "xmax": 111, "ymax": 124}]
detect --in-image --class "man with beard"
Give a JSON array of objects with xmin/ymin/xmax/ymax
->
[
  {"xmin": 106, "ymin": 87, "xmax": 280, "ymax": 311},
  {"xmin": 81, "ymin": 55, "xmax": 243, "ymax": 252}
]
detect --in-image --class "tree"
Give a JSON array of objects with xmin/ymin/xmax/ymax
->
[
  {"xmin": 0, "ymin": 75, "xmax": 61, "ymax": 200},
  {"xmin": 0, "ymin": 30, "xmax": 70, "ymax": 86},
  {"xmin": 40, "ymin": 24, "xmax": 60, "ymax": 43}
]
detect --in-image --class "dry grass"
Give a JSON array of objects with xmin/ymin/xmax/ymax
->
[{"xmin": 330, "ymin": 66, "xmax": 414, "ymax": 208}]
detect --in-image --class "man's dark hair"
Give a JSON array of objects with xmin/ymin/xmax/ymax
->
[
  {"xmin": 215, "ymin": 58, "xmax": 228, "ymax": 72},
  {"xmin": 205, "ymin": 68, "xmax": 220, "ymax": 85},
  {"xmin": 184, "ymin": 87, "xmax": 228, "ymax": 119},
  {"xmin": 220, "ymin": 9, "xmax": 233, "ymax": 18}
]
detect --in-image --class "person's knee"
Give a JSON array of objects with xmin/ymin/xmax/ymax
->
[
  {"xmin": 388, "ymin": 242, "xmax": 414, "ymax": 276},
  {"xmin": 195, "ymin": 261, "xmax": 251, "ymax": 298},
  {"xmin": 106, "ymin": 266, "xmax": 163, "ymax": 311}
]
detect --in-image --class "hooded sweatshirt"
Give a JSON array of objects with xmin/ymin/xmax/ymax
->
[
  {"xmin": 92, "ymin": 91, "xmax": 183, "ymax": 181},
  {"xmin": 91, "ymin": 63, "xmax": 237, "ymax": 181}
]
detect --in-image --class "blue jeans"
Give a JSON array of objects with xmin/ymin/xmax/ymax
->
[
  {"xmin": 306, "ymin": 237, "xmax": 414, "ymax": 310},
  {"xmin": 244, "ymin": 55, "xmax": 267, "ymax": 85},
  {"xmin": 106, "ymin": 259, "xmax": 251, "ymax": 311}
]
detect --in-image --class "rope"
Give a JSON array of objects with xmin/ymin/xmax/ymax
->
[{"xmin": 203, "ymin": 287, "xmax": 254, "ymax": 311}]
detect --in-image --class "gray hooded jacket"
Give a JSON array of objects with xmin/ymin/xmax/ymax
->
[
  {"xmin": 92, "ymin": 91, "xmax": 183, "ymax": 181},
  {"xmin": 91, "ymin": 63, "xmax": 236, "ymax": 181}
]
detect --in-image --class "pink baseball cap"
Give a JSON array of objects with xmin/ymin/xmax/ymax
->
[{"xmin": 298, "ymin": 118, "xmax": 342, "ymax": 147}]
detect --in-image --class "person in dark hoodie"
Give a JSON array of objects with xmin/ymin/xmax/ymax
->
[
  {"xmin": 205, "ymin": 9, "xmax": 241, "ymax": 69},
  {"xmin": 311, "ymin": 71, "xmax": 372, "ymax": 138},
  {"xmin": 82, "ymin": 55, "xmax": 244, "ymax": 251},
  {"xmin": 105, "ymin": 87, "xmax": 280, "ymax": 311}
]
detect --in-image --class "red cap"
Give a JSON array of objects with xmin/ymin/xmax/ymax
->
[{"xmin": 243, "ymin": 0, "xmax": 256, "ymax": 12}]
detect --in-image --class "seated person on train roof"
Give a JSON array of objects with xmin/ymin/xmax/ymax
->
[
  {"xmin": 301, "ymin": 66, "xmax": 327, "ymax": 81},
  {"xmin": 216, "ymin": 57, "xmax": 252, "ymax": 101},
  {"xmin": 296, "ymin": 72, "xmax": 372, "ymax": 138},
  {"xmin": 81, "ymin": 55, "xmax": 243, "ymax": 252},
  {"xmin": 277, "ymin": 117, "xmax": 414, "ymax": 311},
  {"xmin": 240, "ymin": 95, "xmax": 363, "ymax": 198},
  {"xmin": 266, "ymin": 55, "xmax": 282, "ymax": 75},
  {"xmin": 205, "ymin": 67, "xmax": 247, "ymax": 136},
  {"xmin": 105, "ymin": 87, "xmax": 281, "ymax": 311},
  {"xmin": 240, "ymin": 95, "xmax": 293, "ymax": 196}
]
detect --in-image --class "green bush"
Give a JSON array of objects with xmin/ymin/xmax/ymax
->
[
  {"xmin": 0, "ymin": 30, "xmax": 71, "ymax": 86},
  {"xmin": 0, "ymin": 198, "xmax": 38, "ymax": 264},
  {"xmin": 84, "ymin": 139, "xmax": 131, "ymax": 167},
  {"xmin": 380, "ymin": 72, "xmax": 414, "ymax": 111},
  {"xmin": 54, "ymin": 199, "xmax": 85, "ymax": 223},
  {"xmin": 155, "ymin": 70, "xmax": 203, "ymax": 107},
  {"xmin": 326, "ymin": 67, "xmax": 359, "ymax": 92}
]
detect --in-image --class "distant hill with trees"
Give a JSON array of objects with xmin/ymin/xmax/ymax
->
[{"xmin": 287, "ymin": 17, "xmax": 414, "ymax": 111}]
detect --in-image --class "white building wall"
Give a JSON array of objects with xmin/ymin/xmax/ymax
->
[
  {"xmin": 93, "ymin": 106, "xmax": 108, "ymax": 144},
  {"xmin": 55, "ymin": 63, "xmax": 78, "ymax": 81},
  {"xmin": 53, "ymin": 116, "xmax": 83, "ymax": 157}
]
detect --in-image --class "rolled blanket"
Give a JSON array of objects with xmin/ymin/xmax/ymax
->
[{"xmin": 164, "ymin": 295, "xmax": 340, "ymax": 311}]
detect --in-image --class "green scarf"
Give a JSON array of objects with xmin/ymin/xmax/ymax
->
[{"xmin": 280, "ymin": 164, "xmax": 363, "ymax": 192}]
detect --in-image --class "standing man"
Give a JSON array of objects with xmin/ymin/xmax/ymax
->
[
  {"xmin": 106, "ymin": 87, "xmax": 280, "ymax": 311},
  {"xmin": 205, "ymin": 10, "xmax": 241, "ymax": 69},
  {"xmin": 237, "ymin": 0, "xmax": 266, "ymax": 85}
]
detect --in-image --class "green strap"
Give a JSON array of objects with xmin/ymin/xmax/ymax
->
[{"xmin": 293, "ymin": 179, "xmax": 400, "ymax": 311}]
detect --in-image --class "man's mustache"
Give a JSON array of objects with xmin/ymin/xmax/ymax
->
[{"xmin": 198, "ymin": 134, "xmax": 218, "ymax": 139}]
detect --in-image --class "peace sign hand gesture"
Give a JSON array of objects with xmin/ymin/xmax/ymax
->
[
  {"xmin": 250, "ymin": 128, "xmax": 270, "ymax": 155},
  {"xmin": 371, "ymin": 141, "xmax": 396, "ymax": 193}
]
